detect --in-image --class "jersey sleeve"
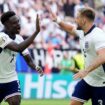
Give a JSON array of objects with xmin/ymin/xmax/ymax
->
[
  {"xmin": 93, "ymin": 30, "xmax": 105, "ymax": 51},
  {"xmin": 0, "ymin": 33, "xmax": 12, "ymax": 48},
  {"xmin": 17, "ymin": 35, "xmax": 30, "ymax": 56}
]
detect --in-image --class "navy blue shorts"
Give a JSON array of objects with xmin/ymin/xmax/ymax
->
[
  {"xmin": 0, "ymin": 80, "xmax": 21, "ymax": 103},
  {"xmin": 71, "ymin": 79, "xmax": 105, "ymax": 105}
]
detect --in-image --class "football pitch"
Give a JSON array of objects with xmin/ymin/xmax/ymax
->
[{"xmin": 2, "ymin": 99, "xmax": 91, "ymax": 105}]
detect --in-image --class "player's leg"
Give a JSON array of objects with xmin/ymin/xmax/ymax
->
[
  {"xmin": 70, "ymin": 79, "xmax": 91, "ymax": 105},
  {"xmin": 70, "ymin": 99, "xmax": 83, "ymax": 105},
  {"xmin": 3, "ymin": 80, "xmax": 21, "ymax": 105},
  {"xmin": 6, "ymin": 95, "xmax": 21, "ymax": 105},
  {"xmin": 91, "ymin": 86, "xmax": 105, "ymax": 105}
]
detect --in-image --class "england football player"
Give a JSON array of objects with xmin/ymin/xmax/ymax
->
[
  {"xmin": 47, "ymin": 5, "xmax": 105, "ymax": 105},
  {"xmin": 0, "ymin": 11, "xmax": 43, "ymax": 105}
]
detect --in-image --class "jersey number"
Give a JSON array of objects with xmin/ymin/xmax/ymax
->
[
  {"xmin": 98, "ymin": 100, "xmax": 103, "ymax": 105},
  {"xmin": 10, "ymin": 54, "xmax": 15, "ymax": 63}
]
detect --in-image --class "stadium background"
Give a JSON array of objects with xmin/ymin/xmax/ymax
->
[{"xmin": 0, "ymin": 0, "xmax": 105, "ymax": 105}]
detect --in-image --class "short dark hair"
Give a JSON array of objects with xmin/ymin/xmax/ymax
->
[
  {"xmin": 0, "ymin": 11, "xmax": 16, "ymax": 24},
  {"xmin": 79, "ymin": 7, "xmax": 95, "ymax": 21}
]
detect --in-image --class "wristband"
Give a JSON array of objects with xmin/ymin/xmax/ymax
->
[{"xmin": 56, "ymin": 17, "xmax": 62, "ymax": 24}]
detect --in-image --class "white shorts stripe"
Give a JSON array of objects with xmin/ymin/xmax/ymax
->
[
  {"xmin": 71, "ymin": 96, "xmax": 87, "ymax": 103},
  {"xmin": 4, "ymin": 92, "xmax": 21, "ymax": 101}
]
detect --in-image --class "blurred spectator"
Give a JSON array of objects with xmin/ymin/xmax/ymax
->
[
  {"xmin": 74, "ymin": 0, "xmax": 85, "ymax": 17},
  {"xmin": 73, "ymin": 49, "xmax": 85, "ymax": 70},
  {"xmin": 44, "ymin": 49, "xmax": 54, "ymax": 74},
  {"xmin": 20, "ymin": 16, "xmax": 35, "ymax": 38},
  {"xmin": 0, "ymin": 0, "xmax": 10, "ymax": 13},
  {"xmin": 58, "ymin": 52, "xmax": 76, "ymax": 74},
  {"xmin": 46, "ymin": 32, "xmax": 62, "ymax": 49},
  {"xmin": 63, "ymin": 0, "xmax": 75, "ymax": 17}
]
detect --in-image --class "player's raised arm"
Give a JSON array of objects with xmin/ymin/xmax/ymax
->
[
  {"xmin": 45, "ymin": 3, "xmax": 76, "ymax": 36},
  {"xmin": 5, "ymin": 14, "xmax": 40, "ymax": 52}
]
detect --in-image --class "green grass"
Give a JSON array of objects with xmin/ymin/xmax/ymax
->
[{"xmin": 1, "ymin": 99, "xmax": 91, "ymax": 105}]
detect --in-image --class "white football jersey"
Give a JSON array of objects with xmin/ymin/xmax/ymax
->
[
  {"xmin": 75, "ymin": 25, "xmax": 105, "ymax": 87},
  {"xmin": 0, "ymin": 32, "xmax": 29, "ymax": 83}
]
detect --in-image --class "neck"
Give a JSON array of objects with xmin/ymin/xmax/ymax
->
[
  {"xmin": 4, "ymin": 29, "xmax": 16, "ymax": 40},
  {"xmin": 83, "ymin": 23, "xmax": 94, "ymax": 34}
]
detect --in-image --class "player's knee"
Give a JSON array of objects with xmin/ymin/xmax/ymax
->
[
  {"xmin": 70, "ymin": 100, "xmax": 76, "ymax": 105},
  {"xmin": 6, "ymin": 95, "xmax": 21, "ymax": 105},
  {"xmin": 9, "ymin": 99, "xmax": 21, "ymax": 105}
]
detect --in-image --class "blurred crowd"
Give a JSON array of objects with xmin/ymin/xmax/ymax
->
[
  {"xmin": 0, "ymin": 0, "xmax": 105, "ymax": 50},
  {"xmin": 0, "ymin": 0, "xmax": 105, "ymax": 73}
]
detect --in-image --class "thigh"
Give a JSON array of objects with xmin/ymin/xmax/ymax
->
[
  {"xmin": 71, "ymin": 79, "xmax": 91, "ymax": 103},
  {"xmin": 92, "ymin": 86, "xmax": 105, "ymax": 105},
  {"xmin": 6, "ymin": 95, "xmax": 21, "ymax": 105}
]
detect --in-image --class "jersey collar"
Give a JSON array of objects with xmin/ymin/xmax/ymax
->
[{"xmin": 84, "ymin": 24, "xmax": 96, "ymax": 36}]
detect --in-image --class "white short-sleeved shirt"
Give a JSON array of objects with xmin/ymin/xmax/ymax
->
[
  {"xmin": 75, "ymin": 25, "xmax": 105, "ymax": 87},
  {"xmin": 0, "ymin": 32, "xmax": 29, "ymax": 83}
]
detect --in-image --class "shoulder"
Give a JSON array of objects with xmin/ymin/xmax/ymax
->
[
  {"xmin": 0, "ymin": 32, "xmax": 13, "ymax": 48},
  {"xmin": 0, "ymin": 32, "xmax": 11, "ymax": 41},
  {"xmin": 0, "ymin": 32, "xmax": 8, "ymax": 37},
  {"xmin": 92, "ymin": 27, "xmax": 104, "ymax": 35},
  {"xmin": 93, "ymin": 27, "xmax": 104, "ymax": 34},
  {"xmin": 92, "ymin": 27, "xmax": 105, "ymax": 40}
]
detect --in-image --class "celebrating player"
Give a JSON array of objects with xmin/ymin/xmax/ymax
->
[
  {"xmin": 46, "ymin": 4, "xmax": 105, "ymax": 105},
  {"xmin": 0, "ymin": 11, "xmax": 43, "ymax": 105}
]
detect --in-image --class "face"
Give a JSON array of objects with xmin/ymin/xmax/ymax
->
[
  {"xmin": 5, "ymin": 15, "xmax": 21, "ymax": 34},
  {"xmin": 75, "ymin": 12, "xmax": 86, "ymax": 30}
]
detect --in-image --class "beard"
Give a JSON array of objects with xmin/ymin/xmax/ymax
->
[{"xmin": 77, "ymin": 24, "xmax": 82, "ymax": 30}]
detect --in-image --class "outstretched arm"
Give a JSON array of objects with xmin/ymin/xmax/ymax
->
[
  {"xmin": 5, "ymin": 14, "xmax": 40, "ymax": 52},
  {"xmin": 45, "ymin": 4, "xmax": 76, "ymax": 35},
  {"xmin": 22, "ymin": 54, "xmax": 44, "ymax": 76}
]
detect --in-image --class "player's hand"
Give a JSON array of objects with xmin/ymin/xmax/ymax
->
[
  {"xmin": 35, "ymin": 14, "xmax": 40, "ymax": 34},
  {"xmin": 35, "ymin": 66, "xmax": 44, "ymax": 77},
  {"xmin": 44, "ymin": 3, "xmax": 57, "ymax": 22},
  {"xmin": 73, "ymin": 70, "xmax": 89, "ymax": 80}
]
